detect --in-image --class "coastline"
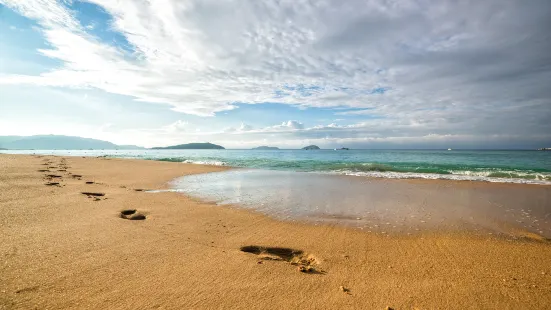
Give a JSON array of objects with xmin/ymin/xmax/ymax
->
[
  {"xmin": 1, "ymin": 154, "xmax": 550, "ymax": 309},
  {"xmin": 3, "ymin": 149, "xmax": 550, "ymax": 186}
]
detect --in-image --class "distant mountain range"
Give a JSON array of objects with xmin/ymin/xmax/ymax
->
[
  {"xmin": 152, "ymin": 142, "xmax": 225, "ymax": 150},
  {"xmin": 0, "ymin": 135, "xmax": 227, "ymax": 150},
  {"xmin": 0, "ymin": 135, "xmax": 143, "ymax": 150},
  {"xmin": 252, "ymin": 146, "xmax": 280, "ymax": 150},
  {"xmin": 0, "ymin": 135, "xmax": 323, "ymax": 151}
]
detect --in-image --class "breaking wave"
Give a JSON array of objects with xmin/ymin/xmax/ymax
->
[{"xmin": 149, "ymin": 157, "xmax": 551, "ymax": 185}]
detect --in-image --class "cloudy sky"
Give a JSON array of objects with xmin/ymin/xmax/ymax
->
[{"xmin": 0, "ymin": 0, "xmax": 550, "ymax": 149}]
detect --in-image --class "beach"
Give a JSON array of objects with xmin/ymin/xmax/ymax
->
[{"xmin": 1, "ymin": 154, "xmax": 551, "ymax": 309}]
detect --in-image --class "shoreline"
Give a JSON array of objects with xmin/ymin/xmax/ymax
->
[
  {"xmin": 2, "ymin": 149, "xmax": 550, "ymax": 186},
  {"xmin": 1, "ymin": 154, "xmax": 551, "ymax": 309}
]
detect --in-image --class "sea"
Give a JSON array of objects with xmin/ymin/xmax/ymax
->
[{"xmin": 3, "ymin": 149, "xmax": 550, "ymax": 185}]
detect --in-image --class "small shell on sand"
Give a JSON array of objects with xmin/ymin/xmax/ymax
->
[{"xmin": 339, "ymin": 286, "xmax": 350, "ymax": 293}]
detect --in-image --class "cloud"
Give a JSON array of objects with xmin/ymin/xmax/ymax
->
[
  {"xmin": 275, "ymin": 120, "xmax": 304, "ymax": 130},
  {"xmin": 239, "ymin": 123, "xmax": 253, "ymax": 131},
  {"xmin": 0, "ymin": 0, "xmax": 550, "ymax": 145},
  {"xmin": 122, "ymin": 118, "xmax": 550, "ymax": 149},
  {"xmin": 224, "ymin": 122, "xmax": 253, "ymax": 133},
  {"xmin": 163, "ymin": 120, "xmax": 189, "ymax": 133},
  {"xmin": 223, "ymin": 120, "xmax": 304, "ymax": 135}
]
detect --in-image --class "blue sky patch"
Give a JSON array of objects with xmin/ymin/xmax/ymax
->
[
  {"xmin": 0, "ymin": 5, "xmax": 64, "ymax": 74},
  {"xmin": 65, "ymin": 1, "xmax": 136, "ymax": 55}
]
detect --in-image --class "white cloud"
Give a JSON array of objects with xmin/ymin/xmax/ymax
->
[
  {"xmin": 276, "ymin": 120, "xmax": 304, "ymax": 130},
  {"xmin": 239, "ymin": 123, "xmax": 253, "ymax": 131},
  {"xmin": 224, "ymin": 122, "xmax": 253, "ymax": 133},
  {"xmin": 163, "ymin": 120, "xmax": 189, "ymax": 133},
  {"xmin": 0, "ymin": 0, "xmax": 550, "ymax": 145},
  {"xmin": 227, "ymin": 120, "xmax": 305, "ymax": 134},
  {"xmin": 115, "ymin": 118, "xmax": 550, "ymax": 149}
]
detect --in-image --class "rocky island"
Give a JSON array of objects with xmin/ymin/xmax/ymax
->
[
  {"xmin": 252, "ymin": 146, "xmax": 280, "ymax": 150},
  {"xmin": 302, "ymin": 145, "xmax": 320, "ymax": 150}
]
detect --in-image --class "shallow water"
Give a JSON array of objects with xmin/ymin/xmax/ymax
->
[{"xmin": 169, "ymin": 169, "xmax": 551, "ymax": 238}]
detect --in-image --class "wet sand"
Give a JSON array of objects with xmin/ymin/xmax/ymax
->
[
  {"xmin": 170, "ymin": 169, "xmax": 551, "ymax": 238},
  {"xmin": 1, "ymin": 154, "xmax": 551, "ymax": 309}
]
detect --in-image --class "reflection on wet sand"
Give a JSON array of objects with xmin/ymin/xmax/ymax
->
[{"xmin": 170, "ymin": 169, "xmax": 551, "ymax": 239}]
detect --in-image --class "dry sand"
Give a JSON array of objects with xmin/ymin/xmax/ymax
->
[{"xmin": 1, "ymin": 154, "xmax": 550, "ymax": 310}]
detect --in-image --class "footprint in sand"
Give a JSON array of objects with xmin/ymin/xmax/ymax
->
[
  {"xmin": 81, "ymin": 191, "xmax": 105, "ymax": 197},
  {"xmin": 240, "ymin": 245, "xmax": 321, "ymax": 274},
  {"xmin": 44, "ymin": 173, "xmax": 63, "ymax": 185},
  {"xmin": 80, "ymin": 192, "xmax": 107, "ymax": 201},
  {"xmin": 119, "ymin": 209, "xmax": 147, "ymax": 220}
]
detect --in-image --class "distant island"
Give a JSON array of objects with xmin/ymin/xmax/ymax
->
[
  {"xmin": 538, "ymin": 148, "xmax": 551, "ymax": 151},
  {"xmin": 252, "ymin": 146, "xmax": 279, "ymax": 150},
  {"xmin": 0, "ymin": 135, "xmax": 143, "ymax": 150},
  {"xmin": 152, "ymin": 142, "xmax": 225, "ymax": 150},
  {"xmin": 302, "ymin": 145, "xmax": 320, "ymax": 150},
  {"xmin": 0, "ymin": 148, "xmax": 7, "ymax": 150}
]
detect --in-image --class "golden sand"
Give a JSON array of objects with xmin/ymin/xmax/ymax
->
[{"xmin": 1, "ymin": 154, "xmax": 550, "ymax": 309}]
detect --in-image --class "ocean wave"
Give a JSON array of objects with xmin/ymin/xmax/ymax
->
[
  {"xmin": 182, "ymin": 159, "xmax": 227, "ymax": 166},
  {"xmin": 329, "ymin": 163, "xmax": 551, "ymax": 182},
  {"xmin": 333, "ymin": 170, "xmax": 551, "ymax": 185},
  {"xmin": 146, "ymin": 157, "xmax": 228, "ymax": 166},
  {"xmin": 448, "ymin": 169, "xmax": 551, "ymax": 181},
  {"xmin": 148, "ymin": 157, "xmax": 551, "ymax": 184},
  {"xmin": 329, "ymin": 162, "xmax": 397, "ymax": 172},
  {"xmin": 154, "ymin": 157, "xmax": 187, "ymax": 162}
]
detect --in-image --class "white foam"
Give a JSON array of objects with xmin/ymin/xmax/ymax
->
[
  {"xmin": 331, "ymin": 170, "xmax": 551, "ymax": 185},
  {"xmin": 448, "ymin": 169, "xmax": 550, "ymax": 179},
  {"xmin": 182, "ymin": 159, "xmax": 227, "ymax": 166}
]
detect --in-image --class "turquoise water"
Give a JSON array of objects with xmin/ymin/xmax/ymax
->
[{"xmin": 2, "ymin": 149, "xmax": 551, "ymax": 184}]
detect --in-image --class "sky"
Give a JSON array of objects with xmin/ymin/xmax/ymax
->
[{"xmin": 0, "ymin": 0, "xmax": 550, "ymax": 149}]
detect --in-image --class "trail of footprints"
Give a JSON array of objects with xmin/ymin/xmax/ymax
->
[
  {"xmin": 35, "ymin": 155, "xmax": 147, "ymax": 220},
  {"xmin": 39, "ymin": 156, "xmax": 79, "ymax": 187},
  {"xmin": 35, "ymin": 157, "xmax": 328, "ymax": 280}
]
